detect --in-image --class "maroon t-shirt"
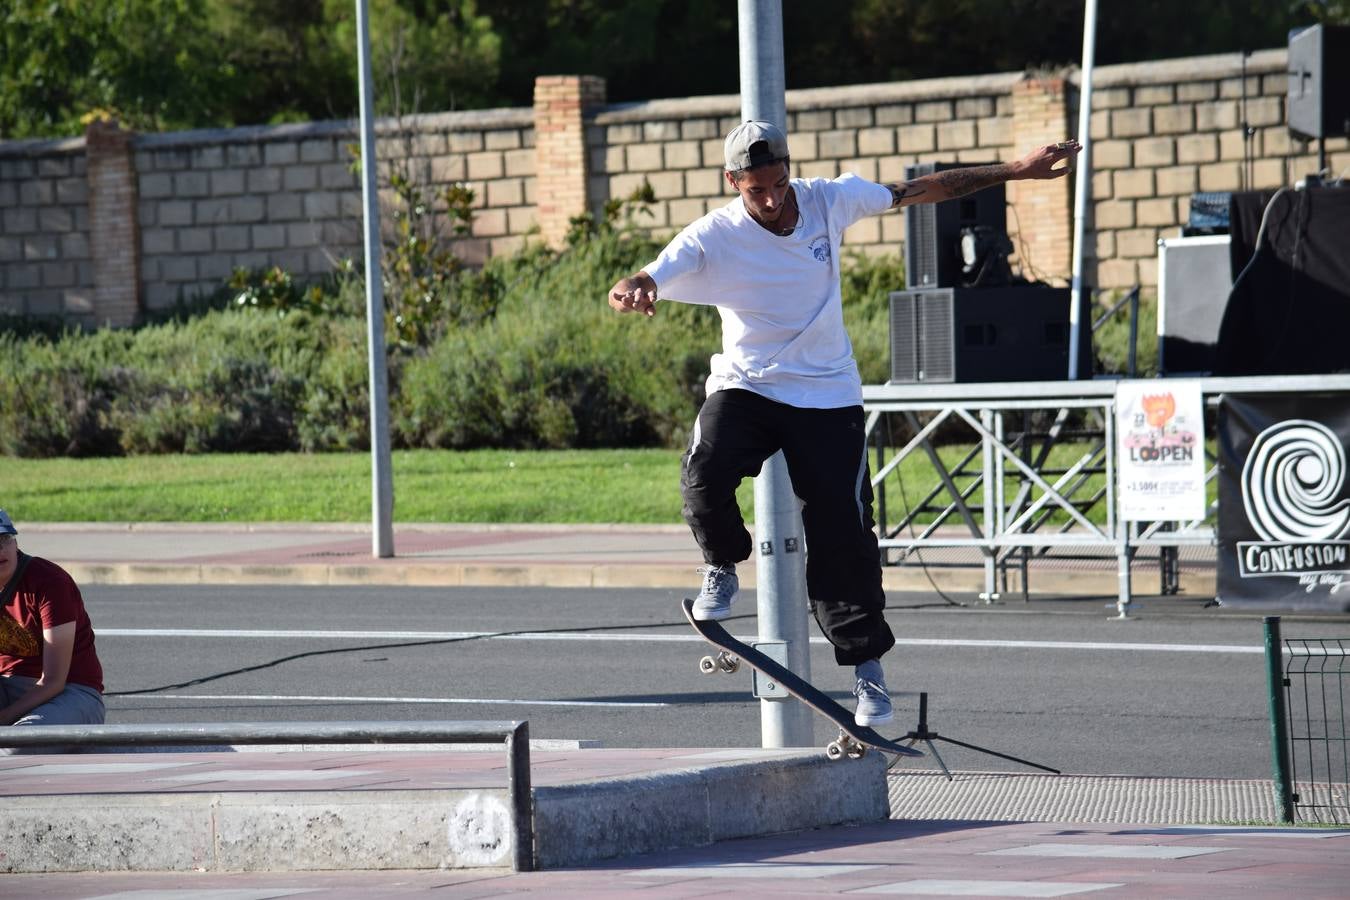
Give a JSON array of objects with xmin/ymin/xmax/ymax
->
[{"xmin": 0, "ymin": 555, "xmax": 104, "ymax": 693}]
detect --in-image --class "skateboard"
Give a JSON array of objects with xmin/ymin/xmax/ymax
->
[{"xmin": 681, "ymin": 598, "xmax": 923, "ymax": 763}]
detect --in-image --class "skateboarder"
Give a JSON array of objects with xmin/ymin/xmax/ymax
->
[{"xmin": 607, "ymin": 121, "xmax": 1079, "ymax": 726}]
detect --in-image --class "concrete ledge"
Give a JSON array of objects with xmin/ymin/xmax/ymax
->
[
  {"xmin": 533, "ymin": 751, "xmax": 888, "ymax": 868},
  {"xmin": 0, "ymin": 750, "xmax": 888, "ymax": 874},
  {"xmin": 0, "ymin": 789, "xmax": 517, "ymax": 873}
]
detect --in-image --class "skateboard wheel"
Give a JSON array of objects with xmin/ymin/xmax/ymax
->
[
  {"xmin": 826, "ymin": 741, "xmax": 845, "ymax": 761},
  {"xmin": 698, "ymin": 656, "xmax": 718, "ymax": 675}
]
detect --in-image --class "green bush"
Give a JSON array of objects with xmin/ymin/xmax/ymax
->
[
  {"xmin": 1093, "ymin": 290, "xmax": 1158, "ymax": 377},
  {"xmin": 840, "ymin": 251, "xmax": 905, "ymax": 385},
  {"xmin": 2, "ymin": 227, "xmax": 903, "ymax": 458}
]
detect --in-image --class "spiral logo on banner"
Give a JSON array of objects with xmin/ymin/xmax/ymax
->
[{"xmin": 1240, "ymin": 419, "xmax": 1350, "ymax": 543}]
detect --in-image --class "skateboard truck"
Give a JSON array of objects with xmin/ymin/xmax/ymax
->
[
  {"xmin": 698, "ymin": 650, "xmax": 740, "ymax": 675},
  {"xmin": 899, "ymin": 691, "xmax": 1060, "ymax": 781},
  {"xmin": 826, "ymin": 731, "xmax": 867, "ymax": 761}
]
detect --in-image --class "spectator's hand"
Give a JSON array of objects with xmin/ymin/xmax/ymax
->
[
  {"xmin": 1016, "ymin": 140, "xmax": 1081, "ymax": 180},
  {"xmin": 607, "ymin": 275, "xmax": 657, "ymax": 317}
]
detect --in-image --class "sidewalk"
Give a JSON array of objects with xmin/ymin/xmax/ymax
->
[
  {"xmin": 3, "ymin": 746, "xmax": 1346, "ymax": 895},
  {"xmin": 16, "ymin": 520, "xmax": 1217, "ymax": 597},
  {"xmin": 5, "ymin": 739, "xmax": 1344, "ymax": 895}
]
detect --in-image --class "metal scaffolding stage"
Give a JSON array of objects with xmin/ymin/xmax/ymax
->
[{"xmin": 862, "ymin": 374, "xmax": 1350, "ymax": 617}]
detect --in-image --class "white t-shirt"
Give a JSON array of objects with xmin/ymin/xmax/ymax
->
[{"xmin": 644, "ymin": 173, "xmax": 892, "ymax": 409}]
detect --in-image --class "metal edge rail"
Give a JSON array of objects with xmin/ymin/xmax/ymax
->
[{"xmin": 0, "ymin": 720, "xmax": 535, "ymax": 871}]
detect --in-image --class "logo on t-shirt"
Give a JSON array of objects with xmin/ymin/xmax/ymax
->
[
  {"xmin": 0, "ymin": 614, "xmax": 39, "ymax": 658},
  {"xmin": 809, "ymin": 237, "xmax": 831, "ymax": 264}
]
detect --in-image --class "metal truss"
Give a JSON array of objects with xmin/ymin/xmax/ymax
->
[{"xmin": 862, "ymin": 374, "xmax": 1350, "ymax": 617}]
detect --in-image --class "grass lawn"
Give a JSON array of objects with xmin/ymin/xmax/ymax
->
[
  {"xmin": 0, "ymin": 449, "xmax": 701, "ymax": 524},
  {"xmin": 2, "ymin": 443, "xmax": 1208, "ymax": 526}
]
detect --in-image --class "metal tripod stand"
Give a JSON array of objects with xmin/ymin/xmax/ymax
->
[{"xmin": 898, "ymin": 692, "xmax": 1061, "ymax": 780}]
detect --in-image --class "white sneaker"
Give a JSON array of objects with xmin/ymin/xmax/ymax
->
[
  {"xmin": 691, "ymin": 564, "xmax": 738, "ymax": 621},
  {"xmin": 853, "ymin": 658, "xmax": 893, "ymax": 727}
]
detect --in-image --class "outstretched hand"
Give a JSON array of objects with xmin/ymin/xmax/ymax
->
[
  {"xmin": 607, "ymin": 274, "xmax": 657, "ymax": 317},
  {"xmin": 1017, "ymin": 140, "xmax": 1081, "ymax": 180}
]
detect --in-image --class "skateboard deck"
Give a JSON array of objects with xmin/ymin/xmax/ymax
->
[{"xmin": 682, "ymin": 598, "xmax": 922, "ymax": 761}]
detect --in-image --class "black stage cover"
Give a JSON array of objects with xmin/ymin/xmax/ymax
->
[
  {"xmin": 1214, "ymin": 187, "xmax": 1350, "ymax": 376},
  {"xmin": 1217, "ymin": 393, "xmax": 1350, "ymax": 611}
]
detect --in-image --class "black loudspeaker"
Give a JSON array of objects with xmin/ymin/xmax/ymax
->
[
  {"xmin": 903, "ymin": 162, "xmax": 1008, "ymax": 289},
  {"xmin": 1288, "ymin": 24, "xmax": 1350, "ymax": 140},
  {"xmin": 888, "ymin": 286, "xmax": 1088, "ymax": 384},
  {"xmin": 1157, "ymin": 234, "xmax": 1231, "ymax": 375}
]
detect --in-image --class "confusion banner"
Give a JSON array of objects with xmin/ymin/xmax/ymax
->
[{"xmin": 1217, "ymin": 394, "xmax": 1350, "ymax": 611}]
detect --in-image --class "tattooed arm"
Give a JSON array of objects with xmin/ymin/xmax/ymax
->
[{"xmin": 883, "ymin": 140, "xmax": 1080, "ymax": 209}]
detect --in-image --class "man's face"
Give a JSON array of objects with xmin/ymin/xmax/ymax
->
[
  {"xmin": 726, "ymin": 161, "xmax": 791, "ymax": 227},
  {"xmin": 0, "ymin": 535, "xmax": 15, "ymax": 579}
]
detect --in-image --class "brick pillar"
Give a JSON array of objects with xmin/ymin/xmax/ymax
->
[
  {"xmin": 1008, "ymin": 77, "xmax": 1074, "ymax": 286},
  {"xmin": 85, "ymin": 119, "xmax": 141, "ymax": 326},
  {"xmin": 533, "ymin": 75, "xmax": 606, "ymax": 248}
]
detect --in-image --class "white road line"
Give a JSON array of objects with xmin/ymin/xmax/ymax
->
[
  {"xmin": 855, "ymin": 880, "xmax": 1123, "ymax": 897},
  {"xmin": 106, "ymin": 693, "xmax": 670, "ymax": 709},
  {"xmin": 97, "ymin": 628, "xmax": 1263, "ymax": 654}
]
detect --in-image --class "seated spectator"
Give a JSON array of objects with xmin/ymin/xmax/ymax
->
[{"xmin": 0, "ymin": 508, "xmax": 105, "ymax": 753}]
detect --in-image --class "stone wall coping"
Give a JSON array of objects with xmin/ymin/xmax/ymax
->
[
  {"xmin": 130, "ymin": 107, "xmax": 534, "ymax": 151},
  {"xmin": 589, "ymin": 46, "xmax": 1287, "ymax": 127},
  {"xmin": 0, "ymin": 136, "xmax": 85, "ymax": 158},
  {"xmin": 593, "ymin": 71, "xmax": 1022, "ymax": 124},
  {"xmin": 1075, "ymin": 47, "xmax": 1285, "ymax": 88}
]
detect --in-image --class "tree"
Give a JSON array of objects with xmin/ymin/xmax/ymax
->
[
  {"xmin": 0, "ymin": 0, "xmax": 234, "ymax": 137},
  {"xmin": 3, "ymin": 0, "xmax": 1347, "ymax": 139}
]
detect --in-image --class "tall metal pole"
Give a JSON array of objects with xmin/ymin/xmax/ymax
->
[
  {"xmin": 1067, "ymin": 0, "xmax": 1097, "ymax": 380},
  {"xmin": 738, "ymin": 0, "xmax": 813, "ymax": 749},
  {"xmin": 355, "ymin": 0, "xmax": 395, "ymax": 557}
]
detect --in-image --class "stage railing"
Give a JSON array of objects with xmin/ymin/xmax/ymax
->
[{"xmin": 862, "ymin": 374, "xmax": 1350, "ymax": 614}]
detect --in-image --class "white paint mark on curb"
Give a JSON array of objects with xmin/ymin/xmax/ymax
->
[{"xmin": 446, "ymin": 793, "xmax": 511, "ymax": 867}]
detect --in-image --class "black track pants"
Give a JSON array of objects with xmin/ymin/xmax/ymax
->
[{"xmin": 680, "ymin": 388, "xmax": 895, "ymax": 666}]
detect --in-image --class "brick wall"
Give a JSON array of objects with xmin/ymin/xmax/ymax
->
[
  {"xmin": 3, "ymin": 47, "xmax": 1348, "ymax": 326},
  {"xmin": 0, "ymin": 137, "xmax": 92, "ymax": 319},
  {"xmin": 132, "ymin": 109, "xmax": 534, "ymax": 315},
  {"xmin": 1079, "ymin": 48, "xmax": 1344, "ymax": 290}
]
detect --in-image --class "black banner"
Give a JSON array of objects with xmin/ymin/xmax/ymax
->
[{"xmin": 1217, "ymin": 394, "xmax": 1350, "ymax": 610}]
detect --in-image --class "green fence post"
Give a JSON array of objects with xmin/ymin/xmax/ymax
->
[{"xmin": 1264, "ymin": 616, "xmax": 1296, "ymax": 824}]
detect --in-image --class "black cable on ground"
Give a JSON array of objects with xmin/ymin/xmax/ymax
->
[{"xmin": 104, "ymin": 612, "xmax": 760, "ymax": 697}]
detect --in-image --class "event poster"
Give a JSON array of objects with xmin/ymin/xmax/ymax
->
[
  {"xmin": 1217, "ymin": 394, "xmax": 1350, "ymax": 611},
  {"xmin": 1115, "ymin": 381, "xmax": 1207, "ymax": 521}
]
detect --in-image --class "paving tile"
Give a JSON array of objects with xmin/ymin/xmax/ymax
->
[{"xmin": 982, "ymin": 842, "xmax": 1231, "ymax": 859}]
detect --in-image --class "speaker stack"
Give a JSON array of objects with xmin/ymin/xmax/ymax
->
[{"xmin": 889, "ymin": 162, "xmax": 1084, "ymax": 384}]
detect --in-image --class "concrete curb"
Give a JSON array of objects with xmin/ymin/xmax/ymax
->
[
  {"xmin": 0, "ymin": 789, "xmax": 520, "ymax": 873},
  {"xmin": 534, "ymin": 751, "xmax": 888, "ymax": 868},
  {"xmin": 0, "ymin": 750, "xmax": 888, "ymax": 874},
  {"xmin": 58, "ymin": 560, "xmax": 1216, "ymax": 597}
]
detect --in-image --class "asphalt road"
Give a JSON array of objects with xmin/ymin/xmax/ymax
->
[{"xmin": 84, "ymin": 584, "xmax": 1292, "ymax": 780}]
